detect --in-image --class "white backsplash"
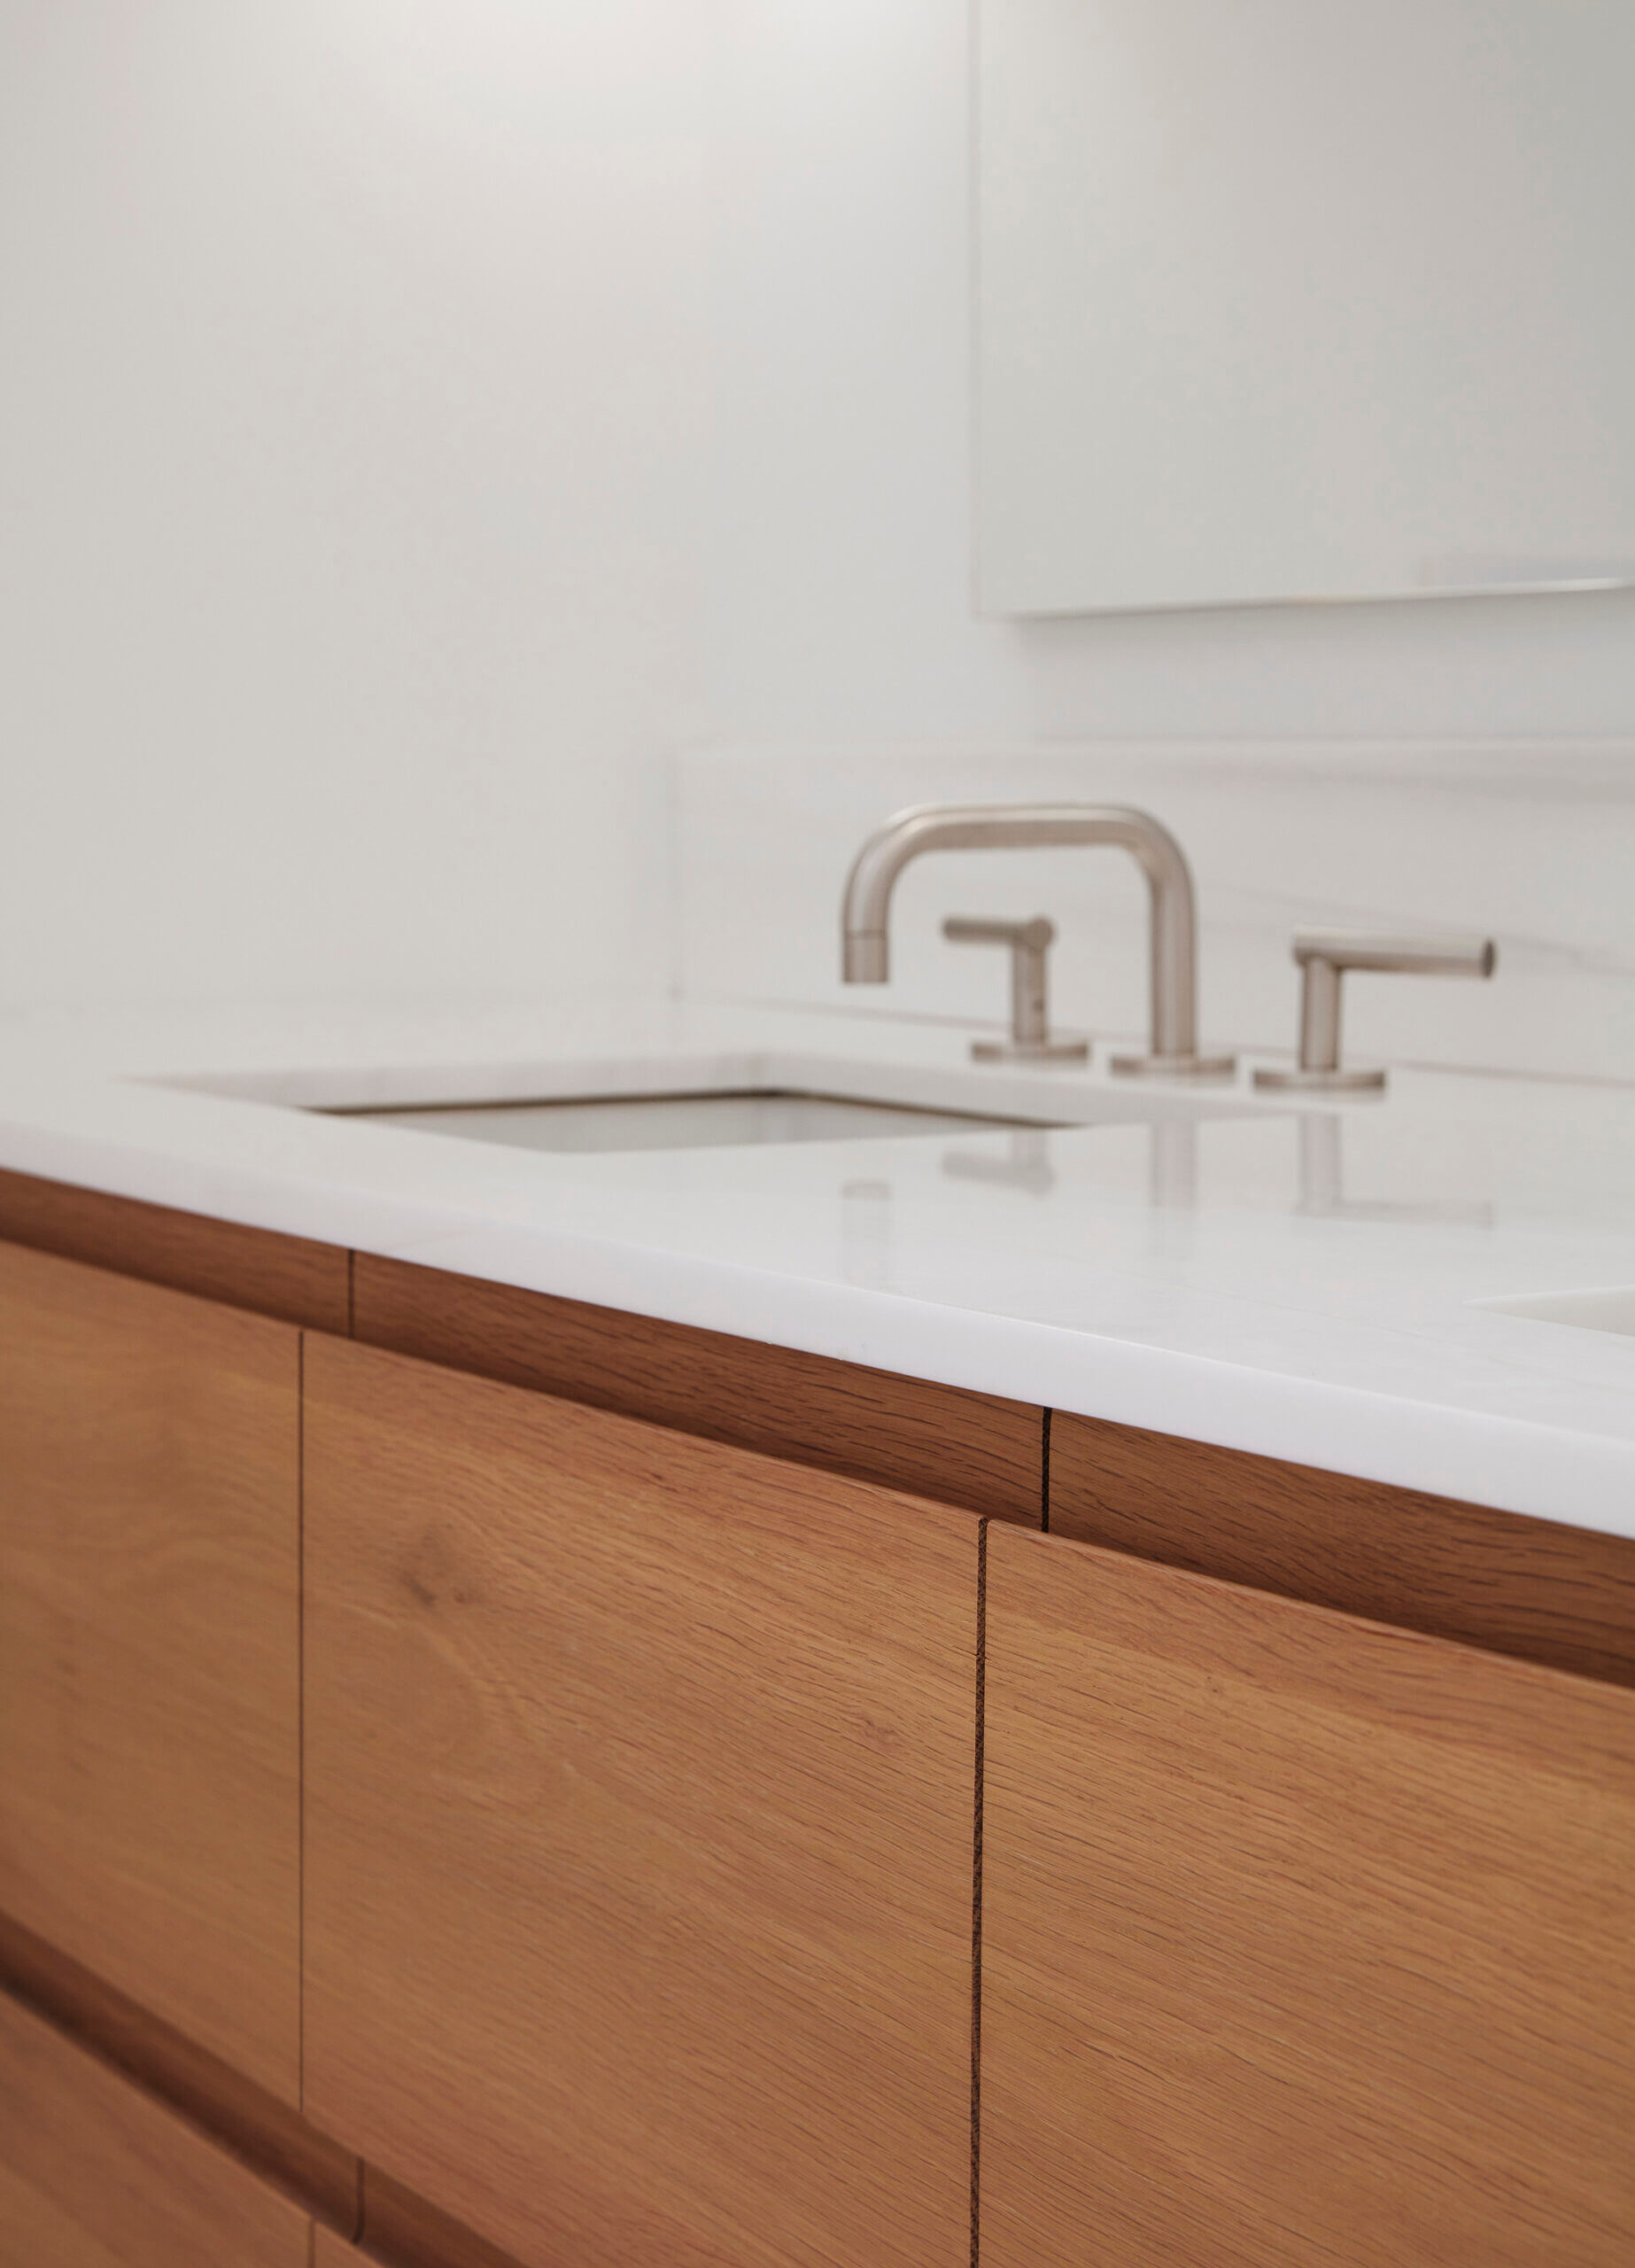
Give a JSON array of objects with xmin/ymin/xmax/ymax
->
[{"xmin": 674, "ymin": 742, "xmax": 1635, "ymax": 1084}]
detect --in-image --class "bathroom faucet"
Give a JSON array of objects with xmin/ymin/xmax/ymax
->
[{"xmin": 840, "ymin": 804, "xmax": 1234, "ymax": 1077}]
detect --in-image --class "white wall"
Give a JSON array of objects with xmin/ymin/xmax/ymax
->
[
  {"xmin": 1, "ymin": 2, "xmax": 1631, "ymax": 1014},
  {"xmin": 0, "ymin": 0, "xmax": 711, "ymax": 1008}
]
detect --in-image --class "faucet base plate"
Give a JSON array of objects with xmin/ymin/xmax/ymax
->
[
  {"xmin": 1253, "ymin": 1064, "xmax": 1388, "ymax": 1093},
  {"xmin": 1110, "ymin": 1051, "xmax": 1237, "ymax": 1082},
  {"xmin": 971, "ymin": 1036, "xmax": 1090, "ymax": 1065}
]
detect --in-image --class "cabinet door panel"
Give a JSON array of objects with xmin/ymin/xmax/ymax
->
[
  {"xmin": 0, "ymin": 1241, "xmax": 301, "ymax": 2101},
  {"xmin": 304, "ymin": 1336, "xmax": 979, "ymax": 2268},
  {"xmin": 982, "ymin": 1526, "xmax": 1635, "ymax": 2268},
  {"xmin": 0, "ymin": 1991, "xmax": 311, "ymax": 2268}
]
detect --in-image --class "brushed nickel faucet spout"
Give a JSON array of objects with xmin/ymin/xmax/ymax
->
[{"xmin": 840, "ymin": 803, "xmax": 1234, "ymax": 1077}]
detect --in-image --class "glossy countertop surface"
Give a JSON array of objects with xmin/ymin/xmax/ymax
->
[{"xmin": 4, "ymin": 994, "xmax": 1635, "ymax": 1541}]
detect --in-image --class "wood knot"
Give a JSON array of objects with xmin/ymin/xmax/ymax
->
[{"xmin": 399, "ymin": 1527, "xmax": 478, "ymax": 1612}]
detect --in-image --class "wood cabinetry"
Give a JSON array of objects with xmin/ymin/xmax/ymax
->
[
  {"xmin": 980, "ymin": 1524, "xmax": 1635, "ymax": 2266},
  {"xmin": 0, "ymin": 1241, "xmax": 302, "ymax": 2102},
  {"xmin": 0, "ymin": 1991, "xmax": 311, "ymax": 2268},
  {"xmin": 5, "ymin": 1173, "xmax": 1635, "ymax": 2268},
  {"xmin": 302, "ymin": 1336, "xmax": 980, "ymax": 2268}
]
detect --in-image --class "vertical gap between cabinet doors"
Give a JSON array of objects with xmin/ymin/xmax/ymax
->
[
  {"xmin": 971, "ymin": 1517, "xmax": 989, "ymax": 2268},
  {"xmin": 1040, "ymin": 1409, "xmax": 1052, "ymax": 1533},
  {"xmin": 345, "ymin": 1249, "xmax": 357, "ymax": 1337},
  {"xmin": 297, "ymin": 1331, "xmax": 306, "ymax": 2117}
]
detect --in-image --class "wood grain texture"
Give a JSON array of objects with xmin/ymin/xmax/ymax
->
[
  {"xmin": 353, "ymin": 1252, "xmax": 1042, "ymax": 1524},
  {"xmin": 1050, "ymin": 1406, "xmax": 1635, "ymax": 1686},
  {"xmin": 981, "ymin": 1524, "xmax": 1635, "ymax": 2268},
  {"xmin": 0, "ymin": 1169, "xmax": 349, "ymax": 1332},
  {"xmin": 0, "ymin": 1989, "xmax": 312, "ymax": 2268},
  {"xmin": 0, "ymin": 1241, "xmax": 302, "ymax": 2101},
  {"xmin": 303, "ymin": 1334, "xmax": 980, "ymax": 2268},
  {"xmin": 314, "ymin": 2235, "xmax": 353, "ymax": 2268},
  {"xmin": 0, "ymin": 1907, "xmax": 360, "ymax": 2240},
  {"xmin": 360, "ymin": 2168, "xmax": 531, "ymax": 2268}
]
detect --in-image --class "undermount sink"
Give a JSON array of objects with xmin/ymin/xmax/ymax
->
[
  {"xmin": 174, "ymin": 1045, "xmax": 1249, "ymax": 1157},
  {"xmin": 337, "ymin": 1087, "xmax": 1052, "ymax": 1155},
  {"xmin": 1482, "ymin": 1286, "xmax": 1635, "ymax": 1339}
]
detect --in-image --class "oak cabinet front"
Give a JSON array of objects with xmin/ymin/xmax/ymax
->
[
  {"xmin": 0, "ymin": 1241, "xmax": 302, "ymax": 2103},
  {"xmin": 980, "ymin": 1525, "xmax": 1635, "ymax": 2268},
  {"xmin": 0, "ymin": 1991, "xmax": 312, "ymax": 2268},
  {"xmin": 302, "ymin": 1335, "xmax": 980, "ymax": 2268}
]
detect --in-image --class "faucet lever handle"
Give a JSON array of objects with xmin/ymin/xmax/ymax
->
[
  {"xmin": 941, "ymin": 915, "xmax": 1053, "ymax": 950},
  {"xmin": 941, "ymin": 915, "xmax": 1089, "ymax": 1064},
  {"xmin": 1254, "ymin": 928, "xmax": 1498, "ymax": 1094}
]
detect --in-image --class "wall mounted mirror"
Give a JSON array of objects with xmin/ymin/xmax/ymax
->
[{"xmin": 976, "ymin": 0, "xmax": 1635, "ymax": 616}]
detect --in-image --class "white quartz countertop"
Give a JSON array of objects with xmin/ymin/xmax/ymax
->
[{"xmin": 4, "ymin": 993, "xmax": 1635, "ymax": 1542}]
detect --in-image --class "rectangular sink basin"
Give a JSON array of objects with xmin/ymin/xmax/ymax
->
[
  {"xmin": 1482, "ymin": 1286, "xmax": 1635, "ymax": 1338},
  {"xmin": 340, "ymin": 1087, "xmax": 1050, "ymax": 1155}
]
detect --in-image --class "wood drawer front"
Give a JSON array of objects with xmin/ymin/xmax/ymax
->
[
  {"xmin": 353, "ymin": 1253, "xmax": 1043, "ymax": 1525},
  {"xmin": 980, "ymin": 1525, "xmax": 1635, "ymax": 2268},
  {"xmin": 0, "ymin": 1241, "xmax": 302, "ymax": 2102},
  {"xmin": 0, "ymin": 1991, "xmax": 311, "ymax": 2268},
  {"xmin": 304, "ymin": 1335, "xmax": 980, "ymax": 2268}
]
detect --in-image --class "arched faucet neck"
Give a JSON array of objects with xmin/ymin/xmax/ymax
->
[{"xmin": 839, "ymin": 802, "xmax": 1233, "ymax": 1080}]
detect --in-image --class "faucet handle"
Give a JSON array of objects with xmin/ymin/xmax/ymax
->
[
  {"xmin": 1253, "ymin": 928, "xmax": 1498, "ymax": 1093},
  {"xmin": 941, "ymin": 915, "xmax": 1089, "ymax": 1064}
]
